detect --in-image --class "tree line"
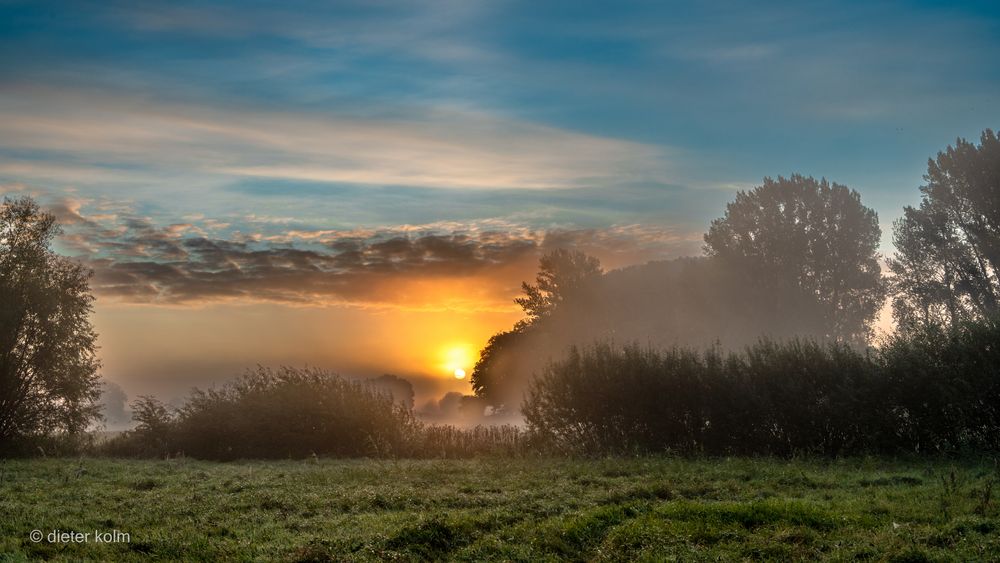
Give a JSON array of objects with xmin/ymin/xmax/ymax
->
[
  {"xmin": 472, "ymin": 130, "xmax": 1000, "ymax": 409},
  {"xmin": 0, "ymin": 129, "xmax": 998, "ymax": 457}
]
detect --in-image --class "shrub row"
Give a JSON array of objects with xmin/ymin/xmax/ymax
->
[
  {"xmin": 102, "ymin": 318, "xmax": 1000, "ymax": 459},
  {"xmin": 523, "ymin": 318, "xmax": 1000, "ymax": 456}
]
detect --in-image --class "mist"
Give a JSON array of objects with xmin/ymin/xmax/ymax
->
[{"xmin": 472, "ymin": 176, "xmax": 885, "ymax": 409}]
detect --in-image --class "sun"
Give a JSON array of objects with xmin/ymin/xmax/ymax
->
[{"xmin": 442, "ymin": 344, "xmax": 474, "ymax": 380}]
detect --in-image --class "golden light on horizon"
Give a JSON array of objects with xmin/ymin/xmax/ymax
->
[{"xmin": 442, "ymin": 344, "xmax": 474, "ymax": 380}]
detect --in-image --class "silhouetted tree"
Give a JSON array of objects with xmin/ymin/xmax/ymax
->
[
  {"xmin": 704, "ymin": 175, "xmax": 884, "ymax": 344},
  {"xmin": 889, "ymin": 129, "xmax": 1000, "ymax": 330},
  {"xmin": 514, "ymin": 248, "xmax": 602, "ymax": 326},
  {"xmin": 131, "ymin": 395, "xmax": 172, "ymax": 435},
  {"xmin": 472, "ymin": 249, "xmax": 602, "ymax": 404},
  {"xmin": 124, "ymin": 395, "xmax": 174, "ymax": 455},
  {"xmin": 470, "ymin": 329, "xmax": 525, "ymax": 404},
  {"xmin": 0, "ymin": 196, "xmax": 101, "ymax": 450}
]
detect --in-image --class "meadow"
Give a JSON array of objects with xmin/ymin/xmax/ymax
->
[{"xmin": 2, "ymin": 456, "xmax": 997, "ymax": 561}]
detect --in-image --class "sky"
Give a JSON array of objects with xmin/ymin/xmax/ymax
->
[{"xmin": 1, "ymin": 0, "xmax": 999, "ymax": 403}]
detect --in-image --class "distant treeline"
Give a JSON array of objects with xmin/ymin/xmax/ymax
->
[{"xmin": 525, "ymin": 317, "xmax": 1000, "ymax": 456}]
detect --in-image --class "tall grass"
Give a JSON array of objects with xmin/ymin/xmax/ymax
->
[{"xmin": 414, "ymin": 424, "xmax": 533, "ymax": 458}]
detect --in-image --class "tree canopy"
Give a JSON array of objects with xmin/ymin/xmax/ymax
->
[
  {"xmin": 889, "ymin": 129, "xmax": 1000, "ymax": 329},
  {"xmin": 0, "ymin": 196, "xmax": 101, "ymax": 450},
  {"xmin": 513, "ymin": 248, "xmax": 603, "ymax": 326},
  {"xmin": 704, "ymin": 175, "xmax": 884, "ymax": 344}
]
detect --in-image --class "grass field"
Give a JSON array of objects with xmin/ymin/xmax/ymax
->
[{"xmin": 1, "ymin": 456, "xmax": 998, "ymax": 561}]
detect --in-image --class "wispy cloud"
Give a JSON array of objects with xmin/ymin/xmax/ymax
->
[{"xmin": 0, "ymin": 85, "xmax": 672, "ymax": 191}]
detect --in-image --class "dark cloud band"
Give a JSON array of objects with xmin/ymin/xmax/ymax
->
[{"xmin": 42, "ymin": 196, "xmax": 697, "ymax": 307}]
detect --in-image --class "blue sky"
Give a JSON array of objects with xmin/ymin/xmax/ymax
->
[{"xmin": 1, "ymin": 0, "xmax": 999, "ymax": 298}]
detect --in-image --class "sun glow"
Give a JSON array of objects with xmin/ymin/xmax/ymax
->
[{"xmin": 442, "ymin": 344, "xmax": 474, "ymax": 380}]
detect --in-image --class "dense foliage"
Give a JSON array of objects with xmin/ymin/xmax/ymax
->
[
  {"xmin": 0, "ymin": 197, "xmax": 100, "ymax": 454},
  {"xmin": 107, "ymin": 366, "xmax": 420, "ymax": 459},
  {"xmin": 889, "ymin": 129, "xmax": 1000, "ymax": 329},
  {"xmin": 878, "ymin": 316, "xmax": 1000, "ymax": 452},
  {"xmin": 705, "ymin": 175, "xmax": 885, "ymax": 345},
  {"xmin": 524, "ymin": 317, "xmax": 1000, "ymax": 456}
]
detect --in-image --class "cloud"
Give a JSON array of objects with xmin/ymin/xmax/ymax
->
[
  {"xmin": 673, "ymin": 43, "xmax": 781, "ymax": 64},
  {"xmin": 0, "ymin": 84, "xmax": 672, "ymax": 191},
  {"xmin": 27, "ymin": 194, "xmax": 698, "ymax": 309},
  {"xmin": 0, "ymin": 182, "xmax": 30, "ymax": 193}
]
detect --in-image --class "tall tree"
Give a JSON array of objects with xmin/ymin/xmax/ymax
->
[
  {"xmin": 704, "ymin": 175, "xmax": 884, "ymax": 344},
  {"xmin": 889, "ymin": 129, "xmax": 1000, "ymax": 329},
  {"xmin": 513, "ymin": 248, "xmax": 602, "ymax": 326},
  {"xmin": 0, "ymin": 196, "xmax": 101, "ymax": 449},
  {"xmin": 472, "ymin": 249, "xmax": 603, "ymax": 404}
]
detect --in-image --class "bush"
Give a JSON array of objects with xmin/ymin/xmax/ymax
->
[
  {"xmin": 878, "ymin": 317, "xmax": 1000, "ymax": 453},
  {"xmin": 523, "ymin": 340, "xmax": 880, "ymax": 456},
  {"xmin": 1, "ymin": 432, "xmax": 97, "ymax": 457},
  {"xmin": 524, "ymin": 318, "xmax": 1000, "ymax": 456},
  {"xmin": 104, "ymin": 366, "xmax": 420, "ymax": 460}
]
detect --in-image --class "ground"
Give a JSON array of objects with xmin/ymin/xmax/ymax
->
[{"xmin": 1, "ymin": 457, "xmax": 997, "ymax": 561}]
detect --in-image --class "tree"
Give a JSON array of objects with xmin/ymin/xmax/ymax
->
[
  {"xmin": 472, "ymin": 249, "xmax": 603, "ymax": 404},
  {"xmin": 0, "ymin": 196, "xmax": 101, "ymax": 449},
  {"xmin": 470, "ymin": 329, "xmax": 524, "ymax": 403},
  {"xmin": 513, "ymin": 248, "xmax": 602, "ymax": 326},
  {"xmin": 131, "ymin": 395, "xmax": 173, "ymax": 435},
  {"xmin": 704, "ymin": 175, "xmax": 884, "ymax": 344},
  {"xmin": 889, "ymin": 129, "xmax": 1000, "ymax": 329}
]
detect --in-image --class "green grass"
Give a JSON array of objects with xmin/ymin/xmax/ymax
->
[{"xmin": 1, "ymin": 456, "xmax": 998, "ymax": 561}]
